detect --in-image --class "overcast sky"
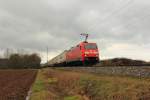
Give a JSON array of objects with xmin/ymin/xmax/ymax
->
[{"xmin": 0, "ymin": 0, "xmax": 150, "ymax": 62}]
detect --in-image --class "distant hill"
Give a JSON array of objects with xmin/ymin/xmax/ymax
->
[{"xmin": 96, "ymin": 58, "xmax": 150, "ymax": 66}]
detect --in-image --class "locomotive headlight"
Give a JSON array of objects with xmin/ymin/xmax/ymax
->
[
  {"xmin": 96, "ymin": 54, "xmax": 99, "ymax": 57},
  {"xmin": 85, "ymin": 52, "xmax": 89, "ymax": 54},
  {"xmin": 93, "ymin": 52, "xmax": 98, "ymax": 54}
]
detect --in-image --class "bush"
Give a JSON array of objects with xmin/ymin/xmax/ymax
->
[
  {"xmin": 99, "ymin": 58, "xmax": 148, "ymax": 66},
  {"xmin": 8, "ymin": 53, "xmax": 41, "ymax": 69}
]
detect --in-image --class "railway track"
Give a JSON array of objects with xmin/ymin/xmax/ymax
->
[{"xmin": 55, "ymin": 66, "xmax": 150, "ymax": 78}]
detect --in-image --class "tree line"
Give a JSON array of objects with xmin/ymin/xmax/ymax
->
[{"xmin": 0, "ymin": 53, "xmax": 41, "ymax": 69}]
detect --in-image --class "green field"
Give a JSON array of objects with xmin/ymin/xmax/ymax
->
[{"xmin": 30, "ymin": 68, "xmax": 150, "ymax": 100}]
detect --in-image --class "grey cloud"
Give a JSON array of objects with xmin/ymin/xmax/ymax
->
[{"xmin": 0, "ymin": 0, "xmax": 150, "ymax": 61}]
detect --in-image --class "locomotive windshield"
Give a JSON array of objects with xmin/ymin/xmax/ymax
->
[{"xmin": 85, "ymin": 44, "xmax": 97, "ymax": 49}]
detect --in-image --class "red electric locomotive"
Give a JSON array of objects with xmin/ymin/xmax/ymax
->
[
  {"xmin": 66, "ymin": 34, "xmax": 99, "ymax": 65},
  {"xmin": 48, "ymin": 33, "xmax": 99, "ymax": 66}
]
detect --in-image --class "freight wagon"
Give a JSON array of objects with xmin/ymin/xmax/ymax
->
[{"xmin": 48, "ymin": 51, "xmax": 67, "ymax": 66}]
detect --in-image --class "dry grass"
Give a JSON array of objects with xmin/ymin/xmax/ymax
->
[
  {"xmin": 77, "ymin": 75, "xmax": 150, "ymax": 100},
  {"xmin": 30, "ymin": 68, "xmax": 150, "ymax": 100}
]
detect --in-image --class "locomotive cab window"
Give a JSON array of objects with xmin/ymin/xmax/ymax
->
[
  {"xmin": 80, "ymin": 46, "xmax": 82, "ymax": 50},
  {"xmin": 85, "ymin": 44, "xmax": 97, "ymax": 50}
]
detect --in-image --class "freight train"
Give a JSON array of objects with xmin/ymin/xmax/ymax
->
[{"xmin": 47, "ymin": 34, "xmax": 100, "ymax": 66}]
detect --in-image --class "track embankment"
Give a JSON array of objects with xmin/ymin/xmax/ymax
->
[{"xmin": 58, "ymin": 66, "xmax": 150, "ymax": 78}]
